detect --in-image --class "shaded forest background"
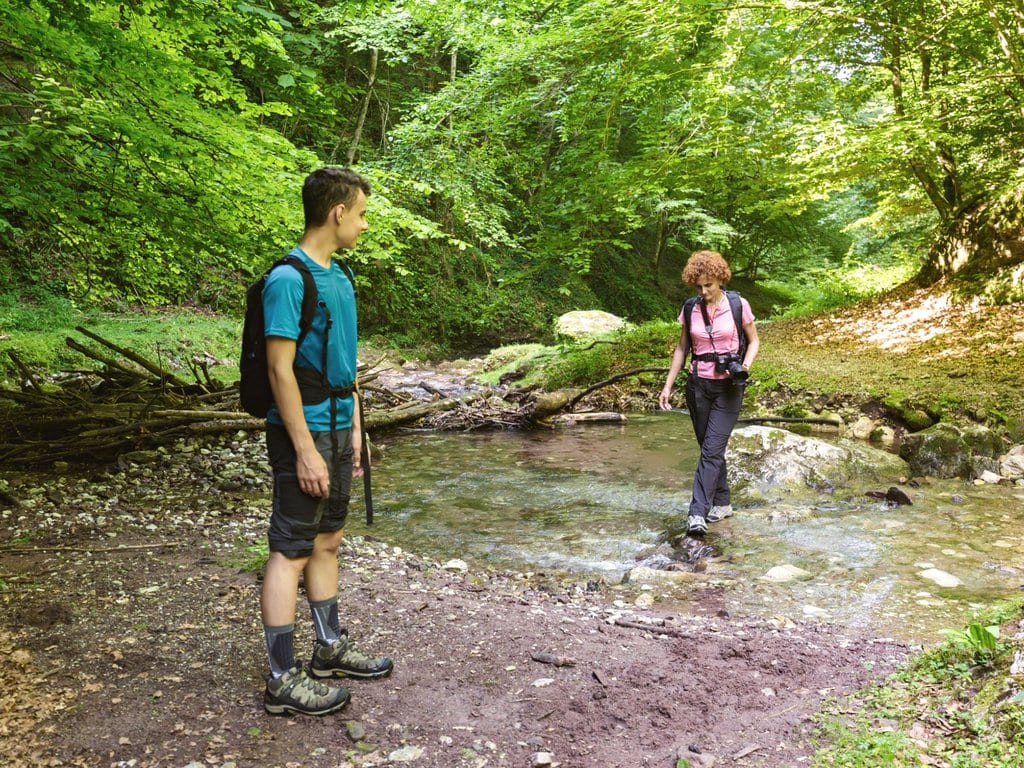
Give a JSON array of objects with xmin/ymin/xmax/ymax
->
[{"xmin": 3, "ymin": 0, "xmax": 1024, "ymax": 354}]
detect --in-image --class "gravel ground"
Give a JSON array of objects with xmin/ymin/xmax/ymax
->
[{"xmin": 0, "ymin": 430, "xmax": 909, "ymax": 768}]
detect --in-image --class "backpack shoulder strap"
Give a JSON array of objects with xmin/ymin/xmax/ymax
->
[
  {"xmin": 682, "ymin": 295, "xmax": 700, "ymax": 367},
  {"xmin": 725, "ymin": 290, "xmax": 746, "ymax": 357},
  {"xmin": 332, "ymin": 258, "xmax": 356, "ymax": 297},
  {"xmin": 272, "ymin": 254, "xmax": 319, "ymax": 345},
  {"xmin": 682, "ymin": 296, "xmax": 700, "ymax": 343}
]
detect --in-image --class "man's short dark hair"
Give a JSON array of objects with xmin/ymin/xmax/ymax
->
[{"xmin": 302, "ymin": 168, "xmax": 371, "ymax": 229}]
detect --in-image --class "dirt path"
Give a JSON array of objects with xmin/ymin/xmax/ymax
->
[{"xmin": 0, "ymin": 434, "xmax": 908, "ymax": 768}]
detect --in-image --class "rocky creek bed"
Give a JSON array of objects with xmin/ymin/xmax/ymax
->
[{"xmin": 0, "ymin": 430, "xmax": 913, "ymax": 768}]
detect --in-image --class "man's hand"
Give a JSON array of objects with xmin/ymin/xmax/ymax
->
[
  {"xmin": 296, "ymin": 448, "xmax": 331, "ymax": 497},
  {"xmin": 352, "ymin": 428, "xmax": 365, "ymax": 478}
]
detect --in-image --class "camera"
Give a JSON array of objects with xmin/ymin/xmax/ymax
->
[{"xmin": 714, "ymin": 354, "xmax": 748, "ymax": 382}]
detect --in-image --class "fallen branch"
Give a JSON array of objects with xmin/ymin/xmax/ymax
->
[
  {"xmin": 530, "ymin": 652, "xmax": 576, "ymax": 667},
  {"xmin": 737, "ymin": 416, "xmax": 841, "ymax": 426},
  {"xmin": 0, "ymin": 542, "xmax": 183, "ymax": 554},
  {"xmin": 7, "ymin": 350, "xmax": 43, "ymax": 393},
  {"xmin": 75, "ymin": 326, "xmax": 193, "ymax": 388},
  {"xmin": 612, "ymin": 617, "xmax": 691, "ymax": 638},
  {"xmin": 567, "ymin": 368, "xmax": 668, "ymax": 411}
]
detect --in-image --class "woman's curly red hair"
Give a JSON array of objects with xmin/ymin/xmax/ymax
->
[{"xmin": 682, "ymin": 250, "xmax": 731, "ymax": 286}]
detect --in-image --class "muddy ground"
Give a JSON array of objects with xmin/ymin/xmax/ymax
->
[{"xmin": 0, "ymin": 429, "xmax": 909, "ymax": 768}]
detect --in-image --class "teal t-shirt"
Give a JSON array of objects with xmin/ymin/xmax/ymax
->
[{"xmin": 262, "ymin": 247, "xmax": 357, "ymax": 431}]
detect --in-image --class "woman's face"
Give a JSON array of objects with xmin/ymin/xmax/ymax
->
[{"xmin": 695, "ymin": 277, "xmax": 723, "ymax": 304}]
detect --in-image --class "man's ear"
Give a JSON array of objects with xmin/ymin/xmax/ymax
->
[{"xmin": 333, "ymin": 203, "xmax": 347, "ymax": 223}]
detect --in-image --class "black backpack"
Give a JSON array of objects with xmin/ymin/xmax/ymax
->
[
  {"xmin": 682, "ymin": 290, "xmax": 747, "ymax": 368},
  {"xmin": 239, "ymin": 254, "xmax": 355, "ymax": 418}
]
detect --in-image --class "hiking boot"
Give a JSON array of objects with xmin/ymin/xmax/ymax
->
[
  {"xmin": 264, "ymin": 665, "xmax": 350, "ymax": 716},
  {"xmin": 708, "ymin": 504, "xmax": 733, "ymax": 522},
  {"xmin": 687, "ymin": 515, "xmax": 708, "ymax": 536},
  {"xmin": 310, "ymin": 635, "xmax": 394, "ymax": 680}
]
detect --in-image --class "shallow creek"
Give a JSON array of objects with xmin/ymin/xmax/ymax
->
[{"xmin": 366, "ymin": 413, "xmax": 1024, "ymax": 644}]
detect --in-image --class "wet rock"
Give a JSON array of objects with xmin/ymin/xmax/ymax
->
[
  {"xmin": 762, "ymin": 565, "xmax": 812, "ymax": 583},
  {"xmin": 728, "ymin": 426, "xmax": 908, "ymax": 494},
  {"xmin": 918, "ymin": 568, "xmax": 962, "ymax": 588},
  {"xmin": 885, "ymin": 486, "xmax": 913, "ymax": 506},
  {"xmin": 898, "ymin": 405, "xmax": 935, "ymax": 432},
  {"xmin": 849, "ymin": 416, "xmax": 876, "ymax": 440},
  {"xmin": 969, "ymin": 455, "xmax": 1000, "ymax": 480},
  {"xmin": 870, "ymin": 425, "xmax": 897, "ymax": 447},
  {"xmin": 999, "ymin": 445, "xmax": 1024, "ymax": 479},
  {"xmin": 899, "ymin": 422, "xmax": 1002, "ymax": 479}
]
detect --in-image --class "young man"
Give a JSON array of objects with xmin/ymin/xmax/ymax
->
[{"xmin": 261, "ymin": 168, "xmax": 393, "ymax": 716}]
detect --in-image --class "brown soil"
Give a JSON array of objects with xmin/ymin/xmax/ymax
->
[{"xmin": 0, "ymin": 441, "xmax": 907, "ymax": 768}]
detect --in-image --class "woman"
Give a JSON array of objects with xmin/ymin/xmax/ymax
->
[{"xmin": 658, "ymin": 250, "xmax": 760, "ymax": 536}]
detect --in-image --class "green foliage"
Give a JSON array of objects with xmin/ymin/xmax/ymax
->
[
  {"xmin": 778, "ymin": 399, "xmax": 810, "ymax": 419},
  {"xmin": 939, "ymin": 623, "xmax": 1001, "ymax": 665},
  {"xmin": 471, "ymin": 344, "xmax": 552, "ymax": 387},
  {"xmin": 3, "ymin": 0, "xmax": 1022, "ymax": 348},
  {"xmin": 812, "ymin": 716, "xmax": 919, "ymax": 767},
  {"xmin": 532, "ymin": 321, "xmax": 677, "ymax": 391},
  {"xmin": 0, "ymin": 300, "xmax": 242, "ymax": 386},
  {"xmin": 766, "ymin": 261, "xmax": 919, "ymax": 320},
  {"xmin": 221, "ymin": 539, "xmax": 269, "ymax": 573},
  {"xmin": 813, "ymin": 599, "xmax": 1024, "ymax": 768}
]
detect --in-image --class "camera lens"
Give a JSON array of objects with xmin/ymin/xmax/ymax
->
[{"xmin": 728, "ymin": 360, "xmax": 748, "ymax": 380}]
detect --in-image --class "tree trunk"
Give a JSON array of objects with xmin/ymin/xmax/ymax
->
[{"xmin": 346, "ymin": 48, "xmax": 379, "ymax": 166}]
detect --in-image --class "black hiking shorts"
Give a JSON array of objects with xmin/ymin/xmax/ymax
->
[{"xmin": 266, "ymin": 424, "xmax": 353, "ymax": 559}]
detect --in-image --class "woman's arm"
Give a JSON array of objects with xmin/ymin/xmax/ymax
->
[
  {"xmin": 658, "ymin": 329, "xmax": 689, "ymax": 410},
  {"xmin": 741, "ymin": 321, "xmax": 760, "ymax": 371}
]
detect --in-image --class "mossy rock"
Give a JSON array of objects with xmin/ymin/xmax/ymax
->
[
  {"xmin": 898, "ymin": 405, "xmax": 936, "ymax": 432},
  {"xmin": 898, "ymin": 422, "xmax": 1001, "ymax": 479}
]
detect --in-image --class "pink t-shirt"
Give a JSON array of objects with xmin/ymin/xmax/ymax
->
[{"xmin": 678, "ymin": 296, "xmax": 755, "ymax": 380}]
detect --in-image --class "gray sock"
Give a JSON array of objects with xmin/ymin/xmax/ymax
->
[
  {"xmin": 264, "ymin": 624, "xmax": 295, "ymax": 678},
  {"xmin": 310, "ymin": 596, "xmax": 341, "ymax": 645}
]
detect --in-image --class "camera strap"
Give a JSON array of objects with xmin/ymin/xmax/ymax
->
[{"xmin": 698, "ymin": 299, "xmax": 721, "ymax": 357}]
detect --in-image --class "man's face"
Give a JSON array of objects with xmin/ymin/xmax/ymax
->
[{"xmin": 334, "ymin": 190, "xmax": 369, "ymax": 250}]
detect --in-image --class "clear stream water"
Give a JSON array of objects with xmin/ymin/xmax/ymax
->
[{"xmin": 361, "ymin": 413, "xmax": 1024, "ymax": 644}]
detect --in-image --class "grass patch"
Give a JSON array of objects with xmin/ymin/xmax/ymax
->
[
  {"xmin": 530, "ymin": 322, "xmax": 677, "ymax": 391},
  {"xmin": 0, "ymin": 295, "xmax": 243, "ymax": 387},
  {"xmin": 812, "ymin": 598, "xmax": 1024, "ymax": 768},
  {"xmin": 220, "ymin": 539, "xmax": 269, "ymax": 573}
]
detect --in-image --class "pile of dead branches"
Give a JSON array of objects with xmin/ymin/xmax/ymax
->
[
  {"xmin": 0, "ymin": 329, "xmax": 599, "ymax": 468},
  {"xmin": 420, "ymin": 385, "xmax": 553, "ymax": 431},
  {"xmin": 0, "ymin": 327, "xmax": 261, "ymax": 468}
]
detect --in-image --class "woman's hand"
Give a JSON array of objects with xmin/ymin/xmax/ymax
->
[{"xmin": 658, "ymin": 387, "xmax": 673, "ymax": 411}]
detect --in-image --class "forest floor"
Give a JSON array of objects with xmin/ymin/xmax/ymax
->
[{"xmin": 1, "ymin": 281, "xmax": 1022, "ymax": 768}]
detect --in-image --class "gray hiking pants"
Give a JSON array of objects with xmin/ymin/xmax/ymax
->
[{"xmin": 684, "ymin": 375, "xmax": 744, "ymax": 519}]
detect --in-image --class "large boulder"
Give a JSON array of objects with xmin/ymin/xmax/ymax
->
[
  {"xmin": 553, "ymin": 310, "xmax": 627, "ymax": 340},
  {"xmin": 898, "ymin": 422, "xmax": 1002, "ymax": 479},
  {"xmin": 727, "ymin": 425, "xmax": 909, "ymax": 493}
]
